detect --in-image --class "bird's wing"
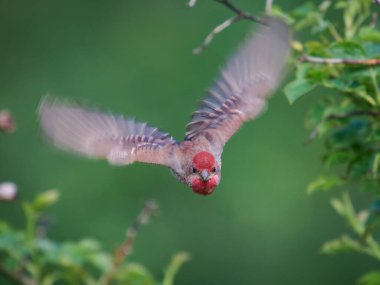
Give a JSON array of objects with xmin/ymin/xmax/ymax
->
[
  {"xmin": 185, "ymin": 17, "xmax": 291, "ymax": 155},
  {"xmin": 39, "ymin": 97, "xmax": 178, "ymax": 168}
]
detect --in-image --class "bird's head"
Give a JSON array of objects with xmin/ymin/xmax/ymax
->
[{"xmin": 187, "ymin": 151, "xmax": 220, "ymax": 195}]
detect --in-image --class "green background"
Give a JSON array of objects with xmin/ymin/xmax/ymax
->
[{"xmin": 0, "ymin": 0, "xmax": 376, "ymax": 284}]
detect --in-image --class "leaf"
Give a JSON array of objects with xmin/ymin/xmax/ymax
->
[
  {"xmin": 284, "ymin": 79, "xmax": 316, "ymax": 104},
  {"xmin": 115, "ymin": 263, "xmax": 156, "ymax": 285},
  {"xmin": 270, "ymin": 6, "xmax": 295, "ymax": 25},
  {"xmin": 294, "ymin": 12, "xmax": 320, "ymax": 31},
  {"xmin": 328, "ymin": 41, "xmax": 366, "ymax": 59},
  {"xmin": 321, "ymin": 235, "xmax": 362, "ymax": 255},
  {"xmin": 33, "ymin": 189, "xmax": 60, "ymax": 211},
  {"xmin": 306, "ymin": 175, "xmax": 343, "ymax": 195},
  {"xmin": 323, "ymin": 149, "xmax": 355, "ymax": 168},
  {"xmin": 363, "ymin": 43, "xmax": 380, "ymax": 58},
  {"xmin": 291, "ymin": 2, "xmax": 317, "ymax": 17},
  {"xmin": 359, "ymin": 271, "xmax": 380, "ymax": 285},
  {"xmin": 330, "ymin": 197, "xmax": 346, "ymax": 217},
  {"xmin": 359, "ymin": 27, "xmax": 380, "ymax": 43}
]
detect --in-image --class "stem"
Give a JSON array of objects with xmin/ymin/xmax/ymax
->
[
  {"xmin": 100, "ymin": 200, "xmax": 158, "ymax": 285},
  {"xmin": 369, "ymin": 68, "xmax": 380, "ymax": 105},
  {"xmin": 162, "ymin": 253, "xmax": 190, "ymax": 285},
  {"xmin": 193, "ymin": 15, "xmax": 242, "ymax": 54},
  {"xmin": 299, "ymin": 55, "xmax": 380, "ymax": 65}
]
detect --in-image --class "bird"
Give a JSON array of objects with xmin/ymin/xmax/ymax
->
[{"xmin": 38, "ymin": 17, "xmax": 291, "ymax": 196}]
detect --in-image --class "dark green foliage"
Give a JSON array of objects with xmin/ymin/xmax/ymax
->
[{"xmin": 277, "ymin": 0, "xmax": 380, "ymax": 283}]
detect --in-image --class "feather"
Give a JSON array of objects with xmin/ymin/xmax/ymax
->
[
  {"xmin": 39, "ymin": 97, "xmax": 178, "ymax": 167},
  {"xmin": 185, "ymin": 17, "xmax": 291, "ymax": 155}
]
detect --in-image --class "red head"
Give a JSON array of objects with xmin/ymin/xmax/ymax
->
[{"xmin": 188, "ymin": 151, "xmax": 220, "ymax": 195}]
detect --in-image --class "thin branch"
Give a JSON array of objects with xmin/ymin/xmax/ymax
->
[
  {"xmin": 192, "ymin": 0, "xmax": 262, "ymax": 54},
  {"xmin": 193, "ymin": 15, "xmax": 242, "ymax": 54},
  {"xmin": 215, "ymin": 0, "xmax": 262, "ymax": 23},
  {"xmin": 299, "ymin": 55, "xmax": 380, "ymax": 65},
  {"xmin": 101, "ymin": 200, "xmax": 158, "ymax": 285}
]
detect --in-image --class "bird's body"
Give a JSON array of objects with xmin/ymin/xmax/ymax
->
[{"xmin": 38, "ymin": 17, "xmax": 291, "ymax": 195}]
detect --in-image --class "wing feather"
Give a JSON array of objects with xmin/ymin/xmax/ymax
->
[
  {"xmin": 39, "ymin": 97, "xmax": 178, "ymax": 167},
  {"xmin": 185, "ymin": 17, "xmax": 291, "ymax": 154}
]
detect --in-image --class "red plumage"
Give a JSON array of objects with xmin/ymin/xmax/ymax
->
[{"xmin": 192, "ymin": 152, "xmax": 215, "ymax": 171}]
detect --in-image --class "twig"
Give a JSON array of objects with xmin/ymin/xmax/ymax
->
[
  {"xmin": 101, "ymin": 200, "xmax": 158, "ymax": 285},
  {"xmin": 192, "ymin": 0, "xmax": 262, "ymax": 54},
  {"xmin": 299, "ymin": 55, "xmax": 380, "ymax": 65},
  {"xmin": 215, "ymin": 0, "xmax": 261, "ymax": 22},
  {"xmin": 193, "ymin": 15, "xmax": 242, "ymax": 54}
]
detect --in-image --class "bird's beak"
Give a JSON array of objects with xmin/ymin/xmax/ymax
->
[{"xmin": 200, "ymin": 170, "xmax": 210, "ymax": 181}]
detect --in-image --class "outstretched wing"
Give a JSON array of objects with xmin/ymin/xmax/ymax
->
[
  {"xmin": 185, "ymin": 17, "xmax": 291, "ymax": 154},
  {"xmin": 39, "ymin": 97, "xmax": 178, "ymax": 167}
]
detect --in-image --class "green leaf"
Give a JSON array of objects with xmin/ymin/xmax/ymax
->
[
  {"xmin": 328, "ymin": 41, "xmax": 366, "ymax": 59},
  {"xmin": 115, "ymin": 263, "xmax": 155, "ymax": 285},
  {"xmin": 284, "ymin": 79, "xmax": 316, "ymax": 104},
  {"xmin": 270, "ymin": 6, "xmax": 295, "ymax": 25},
  {"xmin": 33, "ymin": 189, "xmax": 60, "ymax": 211},
  {"xmin": 359, "ymin": 271, "xmax": 380, "ymax": 285},
  {"xmin": 321, "ymin": 235, "xmax": 362, "ymax": 255},
  {"xmin": 292, "ymin": 3, "xmax": 316, "ymax": 17},
  {"xmin": 359, "ymin": 27, "xmax": 380, "ymax": 43},
  {"xmin": 323, "ymin": 149, "xmax": 355, "ymax": 168},
  {"xmin": 363, "ymin": 43, "xmax": 380, "ymax": 58},
  {"xmin": 306, "ymin": 175, "xmax": 343, "ymax": 195}
]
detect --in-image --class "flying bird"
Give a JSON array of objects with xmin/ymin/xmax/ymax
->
[{"xmin": 39, "ymin": 17, "xmax": 291, "ymax": 195}]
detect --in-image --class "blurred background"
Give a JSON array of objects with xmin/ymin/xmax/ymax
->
[{"xmin": 0, "ymin": 0, "xmax": 377, "ymax": 284}]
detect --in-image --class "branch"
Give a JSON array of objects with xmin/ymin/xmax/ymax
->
[
  {"xmin": 193, "ymin": 15, "xmax": 242, "ymax": 54},
  {"xmin": 192, "ymin": 0, "xmax": 262, "ymax": 54},
  {"xmin": 299, "ymin": 55, "xmax": 380, "ymax": 65},
  {"xmin": 101, "ymin": 200, "xmax": 158, "ymax": 285}
]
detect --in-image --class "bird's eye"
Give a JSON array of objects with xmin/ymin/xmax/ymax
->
[
  {"xmin": 212, "ymin": 167, "xmax": 216, "ymax": 172},
  {"xmin": 192, "ymin": 167, "xmax": 197, "ymax": 173}
]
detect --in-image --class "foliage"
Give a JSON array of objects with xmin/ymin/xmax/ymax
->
[
  {"xmin": 0, "ymin": 190, "xmax": 189, "ymax": 285},
  {"xmin": 276, "ymin": 0, "xmax": 380, "ymax": 283}
]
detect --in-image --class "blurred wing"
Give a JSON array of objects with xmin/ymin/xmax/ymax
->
[
  {"xmin": 185, "ymin": 17, "xmax": 291, "ymax": 154},
  {"xmin": 39, "ymin": 98, "xmax": 178, "ymax": 167}
]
